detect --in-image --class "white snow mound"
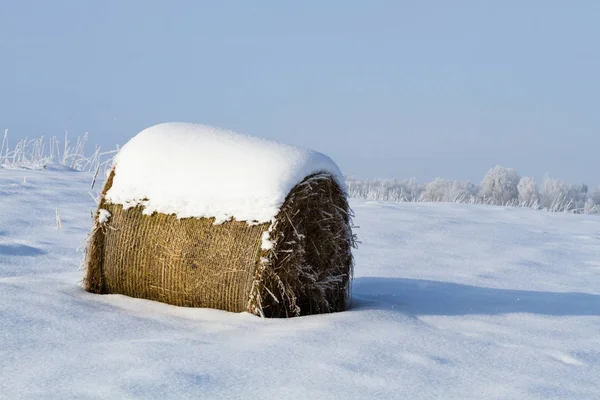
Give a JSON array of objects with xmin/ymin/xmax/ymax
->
[{"xmin": 105, "ymin": 122, "xmax": 344, "ymax": 223}]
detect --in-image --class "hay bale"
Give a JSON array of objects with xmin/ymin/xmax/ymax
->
[{"xmin": 83, "ymin": 123, "xmax": 356, "ymax": 317}]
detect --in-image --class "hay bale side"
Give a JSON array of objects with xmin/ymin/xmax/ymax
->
[
  {"xmin": 83, "ymin": 170, "xmax": 116, "ymax": 294},
  {"xmin": 83, "ymin": 224, "xmax": 107, "ymax": 294},
  {"xmin": 101, "ymin": 204, "xmax": 268, "ymax": 310},
  {"xmin": 250, "ymin": 172, "xmax": 356, "ymax": 317}
]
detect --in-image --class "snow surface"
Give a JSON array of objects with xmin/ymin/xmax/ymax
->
[
  {"xmin": 1, "ymin": 169, "xmax": 600, "ymax": 399},
  {"xmin": 105, "ymin": 122, "xmax": 344, "ymax": 223}
]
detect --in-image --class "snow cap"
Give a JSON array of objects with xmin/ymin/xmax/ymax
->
[{"xmin": 105, "ymin": 122, "xmax": 344, "ymax": 223}]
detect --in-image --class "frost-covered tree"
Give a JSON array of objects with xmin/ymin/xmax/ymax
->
[
  {"xmin": 587, "ymin": 188, "xmax": 600, "ymax": 214},
  {"xmin": 479, "ymin": 166, "xmax": 520, "ymax": 205},
  {"xmin": 344, "ymin": 177, "xmax": 424, "ymax": 202},
  {"xmin": 539, "ymin": 177, "xmax": 570, "ymax": 211},
  {"xmin": 420, "ymin": 178, "xmax": 477, "ymax": 203},
  {"xmin": 589, "ymin": 187, "xmax": 600, "ymax": 206},
  {"xmin": 568, "ymin": 183, "xmax": 588, "ymax": 212},
  {"xmin": 584, "ymin": 198, "xmax": 599, "ymax": 214},
  {"xmin": 401, "ymin": 177, "xmax": 424, "ymax": 202},
  {"xmin": 517, "ymin": 177, "xmax": 539, "ymax": 207}
]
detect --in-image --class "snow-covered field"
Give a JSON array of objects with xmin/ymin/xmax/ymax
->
[{"xmin": 1, "ymin": 169, "xmax": 599, "ymax": 399}]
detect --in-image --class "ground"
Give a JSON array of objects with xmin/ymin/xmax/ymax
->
[{"xmin": 1, "ymin": 169, "xmax": 599, "ymax": 399}]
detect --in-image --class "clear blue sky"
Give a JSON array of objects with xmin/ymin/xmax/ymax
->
[{"xmin": 1, "ymin": 1, "xmax": 598, "ymax": 185}]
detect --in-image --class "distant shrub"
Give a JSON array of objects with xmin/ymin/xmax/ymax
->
[
  {"xmin": 420, "ymin": 178, "xmax": 477, "ymax": 203},
  {"xmin": 517, "ymin": 177, "xmax": 539, "ymax": 208},
  {"xmin": 583, "ymin": 188, "xmax": 600, "ymax": 214},
  {"xmin": 345, "ymin": 177, "xmax": 424, "ymax": 202},
  {"xmin": 540, "ymin": 177, "xmax": 571, "ymax": 211},
  {"xmin": 479, "ymin": 166, "xmax": 520, "ymax": 205},
  {"xmin": 568, "ymin": 184, "xmax": 588, "ymax": 212},
  {"xmin": 590, "ymin": 188, "xmax": 600, "ymax": 206},
  {"xmin": 584, "ymin": 198, "xmax": 599, "ymax": 214}
]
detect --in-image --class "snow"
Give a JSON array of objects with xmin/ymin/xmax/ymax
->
[
  {"xmin": 0, "ymin": 162, "xmax": 78, "ymax": 172},
  {"xmin": 105, "ymin": 122, "xmax": 344, "ymax": 224},
  {"xmin": 97, "ymin": 209, "xmax": 111, "ymax": 224},
  {"xmin": 1, "ymin": 169, "xmax": 600, "ymax": 399},
  {"xmin": 260, "ymin": 230, "xmax": 274, "ymax": 251}
]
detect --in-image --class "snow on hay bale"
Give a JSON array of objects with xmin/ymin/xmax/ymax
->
[{"xmin": 84, "ymin": 122, "xmax": 356, "ymax": 317}]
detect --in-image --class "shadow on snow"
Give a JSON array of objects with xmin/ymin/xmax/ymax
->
[
  {"xmin": 351, "ymin": 277, "xmax": 600, "ymax": 317},
  {"xmin": 0, "ymin": 243, "xmax": 46, "ymax": 257}
]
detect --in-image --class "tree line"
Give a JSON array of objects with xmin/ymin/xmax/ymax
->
[{"xmin": 346, "ymin": 166, "xmax": 599, "ymax": 214}]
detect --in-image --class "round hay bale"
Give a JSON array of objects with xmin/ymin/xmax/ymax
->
[{"xmin": 83, "ymin": 124, "xmax": 356, "ymax": 318}]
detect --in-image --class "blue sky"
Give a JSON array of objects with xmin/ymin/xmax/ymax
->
[{"xmin": 1, "ymin": 1, "xmax": 599, "ymax": 185}]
